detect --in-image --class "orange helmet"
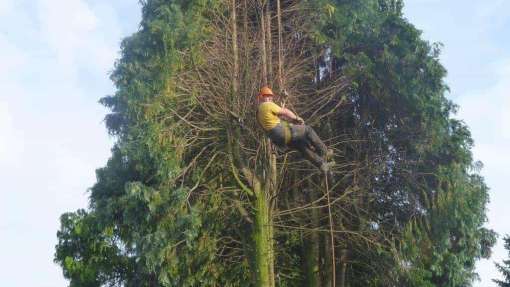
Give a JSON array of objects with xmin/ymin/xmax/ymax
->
[{"xmin": 258, "ymin": 86, "xmax": 275, "ymax": 98}]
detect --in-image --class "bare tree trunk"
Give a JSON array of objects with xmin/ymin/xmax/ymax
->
[
  {"xmin": 302, "ymin": 186, "xmax": 321, "ymax": 287},
  {"xmin": 325, "ymin": 179, "xmax": 336, "ymax": 286},
  {"xmin": 276, "ymin": 0, "xmax": 284, "ymax": 91},
  {"xmin": 321, "ymin": 231, "xmax": 333, "ymax": 287},
  {"xmin": 265, "ymin": 0, "xmax": 273, "ymax": 85},
  {"xmin": 249, "ymin": 2, "xmax": 275, "ymax": 286},
  {"xmin": 232, "ymin": 0, "xmax": 239, "ymax": 97},
  {"xmin": 338, "ymin": 249, "xmax": 348, "ymax": 287},
  {"xmin": 260, "ymin": 0, "xmax": 268, "ymax": 85}
]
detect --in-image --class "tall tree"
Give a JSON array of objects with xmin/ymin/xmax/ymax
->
[{"xmin": 54, "ymin": 1, "xmax": 495, "ymax": 286}]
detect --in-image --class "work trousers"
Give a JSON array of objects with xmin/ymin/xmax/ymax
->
[{"xmin": 268, "ymin": 123, "xmax": 328, "ymax": 171}]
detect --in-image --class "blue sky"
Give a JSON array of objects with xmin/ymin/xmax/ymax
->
[
  {"xmin": 0, "ymin": 0, "xmax": 508, "ymax": 286},
  {"xmin": 404, "ymin": 1, "xmax": 510, "ymax": 286}
]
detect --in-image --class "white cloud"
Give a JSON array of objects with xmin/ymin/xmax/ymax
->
[
  {"xmin": 35, "ymin": 0, "xmax": 122, "ymax": 83},
  {"xmin": 457, "ymin": 59, "xmax": 510, "ymax": 286},
  {"xmin": 0, "ymin": 0, "xmax": 11, "ymax": 17},
  {"xmin": 0, "ymin": 101, "xmax": 24, "ymax": 165},
  {"xmin": 0, "ymin": 0, "xmax": 138, "ymax": 286},
  {"xmin": 0, "ymin": 33, "xmax": 27, "ymax": 166},
  {"xmin": 474, "ymin": 0, "xmax": 509, "ymax": 28},
  {"xmin": 37, "ymin": 0, "xmax": 98, "ymax": 71},
  {"xmin": 498, "ymin": 64, "xmax": 510, "ymax": 139},
  {"xmin": 458, "ymin": 60, "xmax": 510, "ymax": 142},
  {"xmin": 0, "ymin": 34, "xmax": 26, "ymax": 81}
]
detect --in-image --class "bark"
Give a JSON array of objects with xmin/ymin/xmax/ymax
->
[
  {"xmin": 260, "ymin": 0, "xmax": 268, "ymax": 85},
  {"xmin": 302, "ymin": 188, "xmax": 321, "ymax": 287},
  {"xmin": 325, "ymin": 178, "xmax": 337, "ymax": 286},
  {"xmin": 276, "ymin": 0, "xmax": 283, "ymax": 90},
  {"xmin": 253, "ymin": 183, "xmax": 275, "ymax": 287},
  {"xmin": 338, "ymin": 249, "xmax": 348, "ymax": 287},
  {"xmin": 265, "ymin": 0, "xmax": 273, "ymax": 85},
  {"xmin": 246, "ymin": 2, "xmax": 275, "ymax": 286}
]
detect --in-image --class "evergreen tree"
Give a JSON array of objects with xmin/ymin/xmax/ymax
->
[
  {"xmin": 494, "ymin": 236, "xmax": 510, "ymax": 287},
  {"xmin": 54, "ymin": 1, "xmax": 495, "ymax": 286}
]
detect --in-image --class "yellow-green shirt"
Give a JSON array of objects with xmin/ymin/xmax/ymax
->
[{"xmin": 257, "ymin": 102, "xmax": 282, "ymax": 131}]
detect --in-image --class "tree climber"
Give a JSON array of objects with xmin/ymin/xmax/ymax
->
[{"xmin": 256, "ymin": 86, "xmax": 332, "ymax": 174}]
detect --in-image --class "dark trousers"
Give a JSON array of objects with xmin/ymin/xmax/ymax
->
[{"xmin": 268, "ymin": 123, "xmax": 328, "ymax": 171}]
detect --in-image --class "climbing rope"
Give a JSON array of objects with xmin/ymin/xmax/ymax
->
[{"xmin": 325, "ymin": 173, "xmax": 336, "ymax": 286}]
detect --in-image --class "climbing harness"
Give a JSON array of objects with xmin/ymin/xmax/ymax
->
[{"xmin": 282, "ymin": 121, "xmax": 292, "ymax": 145}]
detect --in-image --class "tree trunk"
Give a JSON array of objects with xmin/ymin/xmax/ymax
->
[
  {"xmin": 321, "ymin": 231, "xmax": 333, "ymax": 287},
  {"xmin": 325, "ymin": 178, "xmax": 336, "ymax": 286},
  {"xmin": 260, "ymin": 0, "xmax": 268, "ymax": 85},
  {"xmin": 302, "ymin": 188, "xmax": 321, "ymax": 287},
  {"xmin": 253, "ymin": 184, "xmax": 275, "ymax": 287},
  {"xmin": 265, "ymin": 0, "xmax": 273, "ymax": 85},
  {"xmin": 338, "ymin": 249, "xmax": 348, "ymax": 287}
]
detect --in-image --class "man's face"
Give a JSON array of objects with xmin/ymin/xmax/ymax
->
[{"xmin": 258, "ymin": 95, "xmax": 273, "ymax": 104}]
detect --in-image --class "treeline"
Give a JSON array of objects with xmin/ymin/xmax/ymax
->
[{"xmin": 54, "ymin": 0, "xmax": 495, "ymax": 286}]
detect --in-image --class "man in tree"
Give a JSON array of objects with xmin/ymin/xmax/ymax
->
[{"xmin": 256, "ymin": 86, "xmax": 332, "ymax": 174}]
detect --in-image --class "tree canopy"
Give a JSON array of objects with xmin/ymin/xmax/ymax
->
[{"xmin": 55, "ymin": 0, "xmax": 495, "ymax": 286}]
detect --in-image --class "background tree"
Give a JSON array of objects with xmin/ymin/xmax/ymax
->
[{"xmin": 494, "ymin": 236, "xmax": 510, "ymax": 287}]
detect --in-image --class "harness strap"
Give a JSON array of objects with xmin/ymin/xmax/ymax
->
[{"xmin": 282, "ymin": 121, "xmax": 292, "ymax": 145}]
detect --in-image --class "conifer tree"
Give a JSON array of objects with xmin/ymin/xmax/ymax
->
[
  {"xmin": 54, "ymin": 1, "xmax": 495, "ymax": 286},
  {"xmin": 494, "ymin": 236, "xmax": 510, "ymax": 287}
]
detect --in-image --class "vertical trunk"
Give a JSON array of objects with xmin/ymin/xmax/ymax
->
[
  {"xmin": 231, "ymin": 3, "xmax": 274, "ymax": 285},
  {"xmin": 253, "ymin": 183, "xmax": 275, "ymax": 287},
  {"xmin": 260, "ymin": 0, "xmax": 268, "ymax": 85},
  {"xmin": 338, "ymin": 249, "xmax": 348, "ymax": 287},
  {"xmin": 303, "ymin": 234, "xmax": 321, "ymax": 287},
  {"xmin": 255, "ymin": 2, "xmax": 275, "ymax": 287},
  {"xmin": 325, "ymin": 179, "xmax": 336, "ymax": 287},
  {"xmin": 321, "ymin": 231, "xmax": 333, "ymax": 287},
  {"xmin": 276, "ymin": 0, "xmax": 283, "ymax": 90},
  {"xmin": 265, "ymin": 0, "xmax": 273, "ymax": 85},
  {"xmin": 264, "ymin": 2, "xmax": 276, "ymax": 283},
  {"xmin": 242, "ymin": 0, "xmax": 250, "ymax": 94},
  {"xmin": 231, "ymin": 0, "xmax": 239, "ymax": 101},
  {"xmin": 302, "ymin": 188, "xmax": 321, "ymax": 287},
  {"xmin": 266, "ymin": 152, "xmax": 277, "ymax": 287}
]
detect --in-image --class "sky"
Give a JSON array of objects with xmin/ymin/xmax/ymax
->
[
  {"xmin": 0, "ymin": 0, "xmax": 508, "ymax": 286},
  {"xmin": 404, "ymin": 1, "xmax": 510, "ymax": 286},
  {"xmin": 0, "ymin": 0, "xmax": 140, "ymax": 286}
]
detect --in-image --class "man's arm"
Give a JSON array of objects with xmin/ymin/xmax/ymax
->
[{"xmin": 277, "ymin": 108, "xmax": 304, "ymax": 124}]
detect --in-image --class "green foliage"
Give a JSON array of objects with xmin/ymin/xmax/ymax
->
[
  {"xmin": 494, "ymin": 236, "xmax": 510, "ymax": 286},
  {"xmin": 56, "ymin": 1, "xmax": 250, "ymax": 286},
  {"xmin": 309, "ymin": 0, "xmax": 495, "ymax": 285},
  {"xmin": 54, "ymin": 210, "xmax": 136, "ymax": 287},
  {"xmin": 55, "ymin": 0, "xmax": 495, "ymax": 286}
]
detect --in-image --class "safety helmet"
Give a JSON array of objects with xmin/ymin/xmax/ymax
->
[{"xmin": 258, "ymin": 86, "xmax": 275, "ymax": 98}]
